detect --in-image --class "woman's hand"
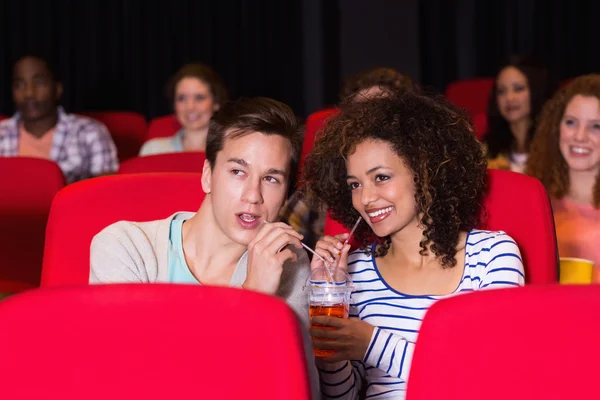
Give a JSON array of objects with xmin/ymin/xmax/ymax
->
[
  {"xmin": 311, "ymin": 316, "xmax": 375, "ymax": 362},
  {"xmin": 310, "ymin": 233, "xmax": 351, "ymax": 272}
]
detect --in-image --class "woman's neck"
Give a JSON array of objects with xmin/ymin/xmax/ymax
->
[
  {"xmin": 509, "ymin": 118, "xmax": 531, "ymax": 154},
  {"xmin": 386, "ymin": 218, "xmax": 438, "ymax": 269},
  {"xmin": 567, "ymin": 169, "xmax": 598, "ymax": 206},
  {"xmin": 182, "ymin": 127, "xmax": 209, "ymax": 152}
]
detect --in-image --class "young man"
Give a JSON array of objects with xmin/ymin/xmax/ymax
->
[
  {"xmin": 90, "ymin": 97, "xmax": 318, "ymax": 397},
  {"xmin": 0, "ymin": 56, "xmax": 118, "ymax": 183}
]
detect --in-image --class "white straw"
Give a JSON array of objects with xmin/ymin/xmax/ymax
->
[
  {"xmin": 301, "ymin": 242, "xmax": 330, "ymax": 267},
  {"xmin": 263, "ymin": 220, "xmax": 331, "ymax": 267}
]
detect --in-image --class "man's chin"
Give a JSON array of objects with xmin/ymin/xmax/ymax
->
[
  {"xmin": 19, "ymin": 110, "xmax": 49, "ymax": 122},
  {"xmin": 228, "ymin": 228, "xmax": 257, "ymax": 247}
]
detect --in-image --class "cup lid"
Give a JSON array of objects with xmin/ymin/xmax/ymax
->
[{"xmin": 304, "ymin": 266, "xmax": 354, "ymax": 290}]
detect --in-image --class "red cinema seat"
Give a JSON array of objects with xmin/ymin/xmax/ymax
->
[
  {"xmin": 146, "ymin": 115, "xmax": 182, "ymax": 140},
  {"xmin": 42, "ymin": 173, "xmax": 205, "ymax": 286},
  {"xmin": 118, "ymin": 152, "xmax": 206, "ymax": 174},
  {"xmin": 0, "ymin": 157, "xmax": 65, "ymax": 292},
  {"xmin": 408, "ymin": 285, "xmax": 600, "ymax": 400},
  {"xmin": 0, "ymin": 284, "xmax": 310, "ymax": 400}
]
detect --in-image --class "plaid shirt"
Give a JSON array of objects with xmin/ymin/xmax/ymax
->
[
  {"xmin": 279, "ymin": 189, "xmax": 326, "ymax": 252},
  {"xmin": 0, "ymin": 107, "xmax": 118, "ymax": 183}
]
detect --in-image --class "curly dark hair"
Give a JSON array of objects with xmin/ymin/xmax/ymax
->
[
  {"xmin": 303, "ymin": 89, "xmax": 487, "ymax": 267},
  {"xmin": 341, "ymin": 67, "xmax": 417, "ymax": 102},
  {"xmin": 526, "ymin": 74, "xmax": 600, "ymax": 207},
  {"xmin": 485, "ymin": 54, "xmax": 557, "ymax": 159}
]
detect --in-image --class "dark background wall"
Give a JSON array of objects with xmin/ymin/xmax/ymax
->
[{"xmin": 1, "ymin": 0, "xmax": 599, "ymax": 119}]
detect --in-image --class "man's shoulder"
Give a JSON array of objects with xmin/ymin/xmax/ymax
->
[
  {"xmin": 62, "ymin": 112, "xmax": 109, "ymax": 136},
  {"xmin": 0, "ymin": 115, "xmax": 17, "ymax": 133},
  {"xmin": 98, "ymin": 219, "xmax": 161, "ymax": 237},
  {"xmin": 93, "ymin": 212, "xmax": 195, "ymax": 246}
]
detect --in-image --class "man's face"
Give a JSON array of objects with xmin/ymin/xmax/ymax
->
[
  {"xmin": 202, "ymin": 131, "xmax": 293, "ymax": 246},
  {"xmin": 12, "ymin": 57, "xmax": 62, "ymax": 121}
]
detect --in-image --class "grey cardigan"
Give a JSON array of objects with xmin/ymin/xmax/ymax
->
[{"xmin": 90, "ymin": 212, "xmax": 320, "ymax": 399}]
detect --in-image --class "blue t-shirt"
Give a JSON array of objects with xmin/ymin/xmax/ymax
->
[{"xmin": 167, "ymin": 218, "xmax": 200, "ymax": 284}]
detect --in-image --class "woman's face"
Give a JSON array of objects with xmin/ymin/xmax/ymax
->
[
  {"xmin": 174, "ymin": 77, "xmax": 219, "ymax": 131},
  {"xmin": 345, "ymin": 139, "xmax": 418, "ymax": 238},
  {"xmin": 496, "ymin": 66, "xmax": 531, "ymax": 124},
  {"xmin": 559, "ymin": 94, "xmax": 600, "ymax": 174}
]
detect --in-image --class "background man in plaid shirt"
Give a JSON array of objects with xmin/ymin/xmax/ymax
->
[{"xmin": 0, "ymin": 56, "xmax": 118, "ymax": 183}]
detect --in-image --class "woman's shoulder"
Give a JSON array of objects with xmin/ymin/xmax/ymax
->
[
  {"xmin": 465, "ymin": 229, "xmax": 521, "ymax": 261},
  {"xmin": 139, "ymin": 136, "xmax": 181, "ymax": 156},
  {"xmin": 347, "ymin": 246, "xmax": 376, "ymax": 273}
]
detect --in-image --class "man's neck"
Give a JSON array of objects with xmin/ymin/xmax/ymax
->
[
  {"xmin": 22, "ymin": 111, "xmax": 59, "ymax": 138},
  {"xmin": 181, "ymin": 196, "xmax": 248, "ymax": 285}
]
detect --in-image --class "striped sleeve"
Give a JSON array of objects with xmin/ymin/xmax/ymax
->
[
  {"xmin": 363, "ymin": 327, "xmax": 414, "ymax": 382},
  {"xmin": 479, "ymin": 234, "xmax": 525, "ymax": 289},
  {"xmin": 318, "ymin": 360, "xmax": 364, "ymax": 399}
]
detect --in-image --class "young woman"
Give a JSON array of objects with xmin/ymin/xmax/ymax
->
[
  {"xmin": 140, "ymin": 63, "xmax": 227, "ymax": 155},
  {"xmin": 527, "ymin": 74, "xmax": 600, "ymax": 266},
  {"xmin": 484, "ymin": 55, "xmax": 556, "ymax": 172},
  {"xmin": 303, "ymin": 89, "xmax": 525, "ymax": 399}
]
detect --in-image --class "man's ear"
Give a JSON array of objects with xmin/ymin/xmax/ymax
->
[{"xmin": 201, "ymin": 159, "xmax": 212, "ymax": 194}]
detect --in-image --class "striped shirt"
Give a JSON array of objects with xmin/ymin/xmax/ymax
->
[{"xmin": 318, "ymin": 229, "xmax": 525, "ymax": 399}]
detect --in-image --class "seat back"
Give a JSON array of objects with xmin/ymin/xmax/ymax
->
[
  {"xmin": 0, "ymin": 284, "xmax": 310, "ymax": 400},
  {"xmin": 118, "ymin": 152, "xmax": 206, "ymax": 174},
  {"xmin": 79, "ymin": 111, "xmax": 148, "ymax": 162},
  {"xmin": 298, "ymin": 108, "xmax": 339, "ymax": 182},
  {"xmin": 324, "ymin": 169, "xmax": 558, "ymax": 284},
  {"xmin": 0, "ymin": 158, "xmax": 65, "ymax": 291},
  {"xmin": 42, "ymin": 173, "xmax": 205, "ymax": 286},
  {"xmin": 445, "ymin": 77, "xmax": 494, "ymax": 119},
  {"xmin": 408, "ymin": 285, "xmax": 600, "ymax": 400},
  {"xmin": 473, "ymin": 112, "xmax": 488, "ymax": 140},
  {"xmin": 146, "ymin": 115, "xmax": 182, "ymax": 140}
]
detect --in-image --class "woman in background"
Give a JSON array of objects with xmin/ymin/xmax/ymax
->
[
  {"xmin": 527, "ymin": 74, "xmax": 600, "ymax": 266},
  {"xmin": 340, "ymin": 66, "xmax": 417, "ymax": 102},
  {"xmin": 484, "ymin": 55, "xmax": 557, "ymax": 172},
  {"xmin": 140, "ymin": 63, "xmax": 228, "ymax": 155}
]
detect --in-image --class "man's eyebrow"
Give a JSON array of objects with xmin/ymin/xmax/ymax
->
[
  {"xmin": 265, "ymin": 168, "xmax": 287, "ymax": 176},
  {"xmin": 227, "ymin": 158, "xmax": 249, "ymax": 168}
]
